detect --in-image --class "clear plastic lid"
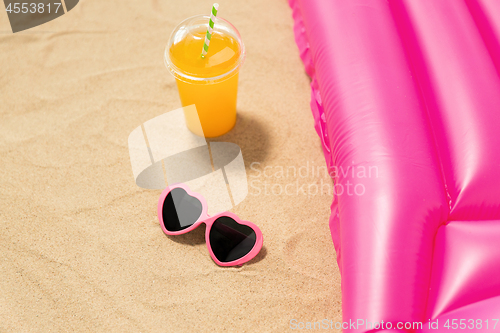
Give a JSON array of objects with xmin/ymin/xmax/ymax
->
[{"xmin": 164, "ymin": 15, "xmax": 245, "ymax": 83}]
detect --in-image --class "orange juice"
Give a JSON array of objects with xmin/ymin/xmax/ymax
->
[{"xmin": 165, "ymin": 16, "xmax": 245, "ymax": 138}]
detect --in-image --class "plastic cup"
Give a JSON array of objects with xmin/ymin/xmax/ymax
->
[{"xmin": 164, "ymin": 15, "xmax": 245, "ymax": 138}]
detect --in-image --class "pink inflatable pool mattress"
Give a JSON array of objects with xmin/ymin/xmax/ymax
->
[{"xmin": 289, "ymin": 0, "xmax": 500, "ymax": 330}]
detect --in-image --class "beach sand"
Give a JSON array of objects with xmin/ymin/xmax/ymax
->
[{"xmin": 0, "ymin": 0, "xmax": 341, "ymax": 331}]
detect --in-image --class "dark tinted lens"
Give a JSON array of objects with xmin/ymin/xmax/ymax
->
[
  {"xmin": 162, "ymin": 188, "xmax": 203, "ymax": 231},
  {"xmin": 209, "ymin": 216, "xmax": 257, "ymax": 262}
]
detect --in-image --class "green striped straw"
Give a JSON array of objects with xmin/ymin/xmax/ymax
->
[{"xmin": 201, "ymin": 3, "xmax": 219, "ymax": 58}]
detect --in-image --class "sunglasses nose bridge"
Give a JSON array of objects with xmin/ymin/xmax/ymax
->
[
  {"xmin": 201, "ymin": 215, "xmax": 215, "ymax": 233},
  {"xmin": 199, "ymin": 210, "xmax": 211, "ymax": 221}
]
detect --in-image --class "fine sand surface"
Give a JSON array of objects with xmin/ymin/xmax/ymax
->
[{"xmin": 0, "ymin": 0, "xmax": 341, "ymax": 331}]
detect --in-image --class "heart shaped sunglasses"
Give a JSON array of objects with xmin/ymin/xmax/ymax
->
[{"xmin": 157, "ymin": 183, "xmax": 263, "ymax": 266}]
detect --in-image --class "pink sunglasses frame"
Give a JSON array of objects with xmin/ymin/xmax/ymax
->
[{"xmin": 157, "ymin": 183, "xmax": 263, "ymax": 266}]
